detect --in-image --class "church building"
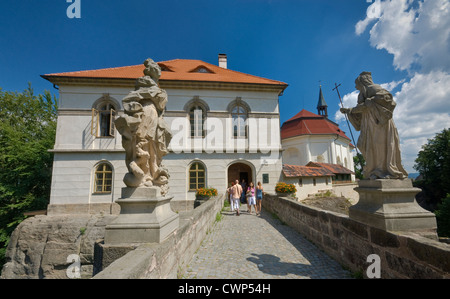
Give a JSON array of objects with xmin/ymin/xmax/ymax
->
[
  {"xmin": 42, "ymin": 55, "xmax": 288, "ymax": 214},
  {"xmin": 280, "ymin": 86, "xmax": 355, "ymax": 199}
]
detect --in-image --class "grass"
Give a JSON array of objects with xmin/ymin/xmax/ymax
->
[
  {"xmin": 314, "ymin": 190, "xmax": 335, "ymax": 197},
  {"xmin": 215, "ymin": 212, "xmax": 223, "ymax": 223}
]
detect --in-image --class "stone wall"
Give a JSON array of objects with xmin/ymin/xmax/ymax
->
[
  {"xmin": 1, "ymin": 195, "xmax": 224, "ymax": 279},
  {"xmin": 1, "ymin": 214, "xmax": 116, "ymax": 279},
  {"xmin": 92, "ymin": 194, "xmax": 225, "ymax": 279},
  {"xmin": 262, "ymin": 194, "xmax": 450, "ymax": 279}
]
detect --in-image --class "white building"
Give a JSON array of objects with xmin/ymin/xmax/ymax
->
[
  {"xmin": 42, "ymin": 55, "xmax": 288, "ymax": 214},
  {"xmin": 280, "ymin": 87, "xmax": 355, "ymax": 200}
]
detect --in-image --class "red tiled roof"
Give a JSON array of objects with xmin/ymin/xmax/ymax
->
[
  {"xmin": 306, "ymin": 162, "xmax": 354, "ymax": 174},
  {"xmin": 42, "ymin": 59, "xmax": 288, "ymax": 88},
  {"xmin": 281, "ymin": 109, "xmax": 352, "ymax": 142},
  {"xmin": 282, "ymin": 164, "xmax": 335, "ymax": 178}
]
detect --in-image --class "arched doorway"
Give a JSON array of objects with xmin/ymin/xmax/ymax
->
[{"xmin": 227, "ymin": 162, "xmax": 254, "ymax": 187}]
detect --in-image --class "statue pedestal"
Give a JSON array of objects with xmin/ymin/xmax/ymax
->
[
  {"xmin": 104, "ymin": 187, "xmax": 179, "ymax": 244},
  {"xmin": 350, "ymin": 179, "xmax": 437, "ymax": 238}
]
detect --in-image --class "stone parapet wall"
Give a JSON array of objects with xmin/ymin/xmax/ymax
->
[
  {"xmin": 262, "ymin": 193, "xmax": 450, "ymax": 279},
  {"xmin": 1, "ymin": 195, "xmax": 224, "ymax": 279},
  {"xmin": 93, "ymin": 194, "xmax": 224, "ymax": 279},
  {"xmin": 46, "ymin": 199, "xmax": 194, "ymax": 216}
]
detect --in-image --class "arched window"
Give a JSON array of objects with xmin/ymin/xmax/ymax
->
[
  {"xmin": 190, "ymin": 105, "xmax": 205, "ymax": 138},
  {"xmin": 93, "ymin": 163, "xmax": 113, "ymax": 194},
  {"xmin": 231, "ymin": 104, "xmax": 248, "ymax": 138},
  {"xmin": 91, "ymin": 100, "xmax": 117, "ymax": 138},
  {"xmin": 189, "ymin": 162, "xmax": 206, "ymax": 191}
]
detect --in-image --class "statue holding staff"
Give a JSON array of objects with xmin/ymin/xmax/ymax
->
[{"xmin": 340, "ymin": 72, "xmax": 408, "ymax": 180}]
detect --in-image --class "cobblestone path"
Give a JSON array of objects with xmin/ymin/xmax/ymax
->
[{"xmin": 182, "ymin": 204, "xmax": 351, "ymax": 279}]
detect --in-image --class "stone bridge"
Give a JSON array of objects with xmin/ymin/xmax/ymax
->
[{"xmin": 2, "ymin": 194, "xmax": 449, "ymax": 279}]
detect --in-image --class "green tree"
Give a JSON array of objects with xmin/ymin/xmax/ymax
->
[
  {"xmin": 413, "ymin": 129, "xmax": 450, "ymax": 206},
  {"xmin": 0, "ymin": 84, "xmax": 57, "ymax": 268},
  {"xmin": 435, "ymin": 194, "xmax": 450, "ymax": 237},
  {"xmin": 353, "ymin": 153, "xmax": 365, "ymax": 180}
]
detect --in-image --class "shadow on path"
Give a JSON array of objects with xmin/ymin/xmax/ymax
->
[
  {"xmin": 250, "ymin": 207, "xmax": 351, "ymax": 279},
  {"xmin": 247, "ymin": 253, "xmax": 314, "ymax": 277}
]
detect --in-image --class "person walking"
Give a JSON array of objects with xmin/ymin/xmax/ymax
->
[
  {"xmin": 227, "ymin": 181, "xmax": 235, "ymax": 212},
  {"xmin": 256, "ymin": 181, "xmax": 264, "ymax": 216},
  {"xmin": 240, "ymin": 179, "xmax": 247, "ymax": 204},
  {"xmin": 246, "ymin": 182, "xmax": 256, "ymax": 215},
  {"xmin": 231, "ymin": 179, "xmax": 242, "ymax": 216}
]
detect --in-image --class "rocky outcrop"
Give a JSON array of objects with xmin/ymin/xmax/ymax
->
[{"xmin": 1, "ymin": 214, "xmax": 115, "ymax": 279}]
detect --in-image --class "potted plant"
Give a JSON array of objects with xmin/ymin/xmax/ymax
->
[
  {"xmin": 195, "ymin": 187, "xmax": 218, "ymax": 207},
  {"xmin": 275, "ymin": 182, "xmax": 297, "ymax": 198}
]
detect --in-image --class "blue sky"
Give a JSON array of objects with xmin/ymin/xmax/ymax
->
[{"xmin": 1, "ymin": 0, "xmax": 449, "ymax": 172}]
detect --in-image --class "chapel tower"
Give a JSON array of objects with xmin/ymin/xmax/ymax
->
[{"xmin": 317, "ymin": 85, "xmax": 328, "ymax": 118}]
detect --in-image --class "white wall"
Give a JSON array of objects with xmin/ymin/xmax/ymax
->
[
  {"xmin": 284, "ymin": 176, "xmax": 333, "ymax": 200},
  {"xmin": 49, "ymin": 84, "xmax": 284, "ymax": 212},
  {"xmin": 282, "ymin": 134, "xmax": 354, "ymax": 171},
  {"xmin": 165, "ymin": 151, "xmax": 282, "ymax": 202},
  {"xmin": 49, "ymin": 152, "xmax": 127, "ymax": 206}
]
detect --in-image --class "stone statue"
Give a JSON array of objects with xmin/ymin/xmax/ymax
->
[
  {"xmin": 115, "ymin": 58, "xmax": 172, "ymax": 195},
  {"xmin": 340, "ymin": 72, "xmax": 408, "ymax": 180}
]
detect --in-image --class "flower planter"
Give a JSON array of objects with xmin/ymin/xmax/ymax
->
[
  {"xmin": 276, "ymin": 193, "xmax": 295, "ymax": 199},
  {"xmin": 195, "ymin": 195, "xmax": 211, "ymax": 201},
  {"xmin": 194, "ymin": 195, "xmax": 213, "ymax": 208}
]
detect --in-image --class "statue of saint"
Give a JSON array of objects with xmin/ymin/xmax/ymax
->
[
  {"xmin": 115, "ymin": 58, "xmax": 172, "ymax": 194},
  {"xmin": 340, "ymin": 72, "xmax": 408, "ymax": 180}
]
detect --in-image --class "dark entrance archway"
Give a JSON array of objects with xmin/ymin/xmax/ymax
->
[{"xmin": 227, "ymin": 162, "xmax": 253, "ymax": 187}]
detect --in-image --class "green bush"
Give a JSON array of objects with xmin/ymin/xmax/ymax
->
[{"xmin": 435, "ymin": 194, "xmax": 450, "ymax": 237}]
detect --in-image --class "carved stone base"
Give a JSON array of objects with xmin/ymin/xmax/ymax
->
[
  {"xmin": 349, "ymin": 179, "xmax": 437, "ymax": 238},
  {"xmin": 104, "ymin": 187, "xmax": 179, "ymax": 244}
]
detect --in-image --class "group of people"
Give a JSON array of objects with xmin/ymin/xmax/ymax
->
[{"xmin": 226, "ymin": 179, "xmax": 264, "ymax": 216}]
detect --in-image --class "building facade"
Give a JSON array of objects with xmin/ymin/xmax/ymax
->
[
  {"xmin": 42, "ymin": 55, "xmax": 288, "ymax": 214},
  {"xmin": 280, "ymin": 87, "xmax": 356, "ymax": 200}
]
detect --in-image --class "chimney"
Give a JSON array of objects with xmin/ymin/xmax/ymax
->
[{"xmin": 218, "ymin": 54, "xmax": 227, "ymax": 69}]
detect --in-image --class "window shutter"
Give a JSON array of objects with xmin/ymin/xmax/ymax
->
[
  {"xmin": 91, "ymin": 108, "xmax": 99, "ymax": 137},
  {"xmin": 109, "ymin": 108, "xmax": 116, "ymax": 137}
]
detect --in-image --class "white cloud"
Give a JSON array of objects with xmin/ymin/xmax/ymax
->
[
  {"xmin": 394, "ymin": 71, "xmax": 450, "ymax": 131},
  {"xmin": 356, "ymin": 0, "xmax": 450, "ymax": 72},
  {"xmin": 334, "ymin": 90, "xmax": 358, "ymax": 123},
  {"xmin": 393, "ymin": 71, "xmax": 450, "ymax": 171},
  {"xmin": 345, "ymin": 0, "xmax": 450, "ymax": 173}
]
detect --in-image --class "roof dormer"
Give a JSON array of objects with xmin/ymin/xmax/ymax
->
[{"xmin": 189, "ymin": 65, "xmax": 214, "ymax": 74}]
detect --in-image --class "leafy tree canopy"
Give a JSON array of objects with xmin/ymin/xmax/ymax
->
[
  {"xmin": 0, "ymin": 84, "xmax": 57, "ymax": 267},
  {"xmin": 353, "ymin": 153, "xmax": 365, "ymax": 180},
  {"xmin": 414, "ymin": 128, "xmax": 450, "ymax": 203}
]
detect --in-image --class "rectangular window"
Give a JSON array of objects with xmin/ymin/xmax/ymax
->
[{"xmin": 263, "ymin": 173, "xmax": 269, "ymax": 184}]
